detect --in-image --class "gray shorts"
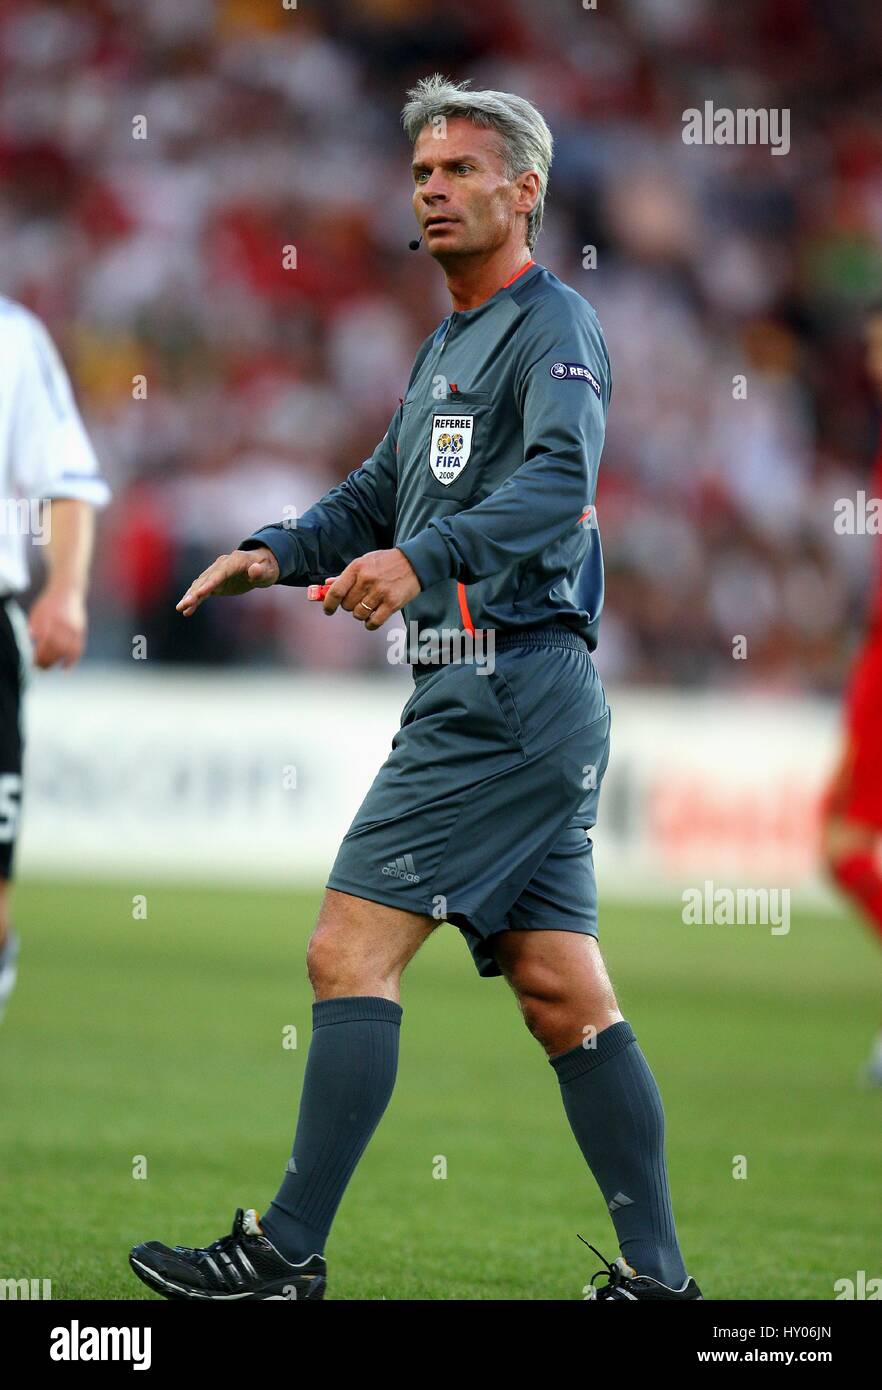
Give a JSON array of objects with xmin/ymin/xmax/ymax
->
[
  {"xmin": 0, "ymin": 598, "xmax": 28, "ymax": 881},
  {"xmin": 326, "ymin": 625, "xmax": 611, "ymax": 977}
]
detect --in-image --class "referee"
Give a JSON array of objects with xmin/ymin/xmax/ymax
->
[
  {"xmin": 130, "ymin": 76, "xmax": 701, "ymax": 1302},
  {"xmin": 0, "ymin": 298, "xmax": 110, "ymax": 1024}
]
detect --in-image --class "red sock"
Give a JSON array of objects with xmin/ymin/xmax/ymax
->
[{"xmin": 831, "ymin": 851, "xmax": 882, "ymax": 942}]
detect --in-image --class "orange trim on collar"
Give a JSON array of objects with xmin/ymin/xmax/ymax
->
[{"xmin": 500, "ymin": 259, "xmax": 535, "ymax": 290}]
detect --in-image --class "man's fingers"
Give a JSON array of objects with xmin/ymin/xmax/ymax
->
[
  {"xmin": 176, "ymin": 557, "xmax": 235, "ymax": 614},
  {"xmin": 54, "ymin": 636, "xmax": 82, "ymax": 670},
  {"xmin": 364, "ymin": 603, "xmax": 391, "ymax": 631},
  {"xmin": 177, "ymin": 549, "xmax": 280, "ymax": 615},
  {"xmin": 176, "ymin": 587, "xmax": 206, "ymax": 616},
  {"xmin": 177, "ymin": 568, "xmax": 217, "ymax": 613},
  {"xmin": 28, "ymin": 619, "xmax": 51, "ymax": 667},
  {"xmin": 312, "ymin": 551, "xmax": 418, "ymax": 632},
  {"xmin": 31, "ymin": 631, "xmax": 70, "ymax": 668},
  {"xmin": 320, "ymin": 560, "xmax": 391, "ymax": 627},
  {"xmin": 354, "ymin": 594, "xmax": 382, "ymax": 625},
  {"xmin": 323, "ymin": 566, "xmax": 356, "ymax": 615},
  {"xmin": 32, "ymin": 638, "xmax": 53, "ymax": 668}
]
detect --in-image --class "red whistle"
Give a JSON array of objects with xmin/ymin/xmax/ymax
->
[{"xmin": 307, "ymin": 583, "xmax": 333, "ymax": 601}]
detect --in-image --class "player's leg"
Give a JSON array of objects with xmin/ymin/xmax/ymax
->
[
  {"xmin": 0, "ymin": 598, "xmax": 25, "ymax": 1025},
  {"xmin": 824, "ymin": 812, "xmax": 882, "ymax": 1081},
  {"xmin": 130, "ymin": 889, "xmax": 436, "ymax": 1299},
  {"xmin": 256, "ymin": 888, "xmax": 437, "ymax": 1261},
  {"xmin": 495, "ymin": 927, "xmax": 621, "ymax": 1052},
  {"xmin": 821, "ymin": 741, "xmax": 882, "ymax": 1081},
  {"xmin": 820, "ymin": 748, "xmax": 882, "ymax": 941},
  {"xmin": 823, "ymin": 636, "xmax": 882, "ymax": 944},
  {"xmin": 0, "ymin": 878, "xmax": 20, "ymax": 1026},
  {"xmin": 0, "ymin": 878, "xmax": 9, "ymax": 951},
  {"xmin": 494, "ymin": 927, "xmax": 697, "ymax": 1296}
]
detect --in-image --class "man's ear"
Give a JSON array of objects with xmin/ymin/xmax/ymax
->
[{"xmin": 514, "ymin": 169, "xmax": 540, "ymax": 217}]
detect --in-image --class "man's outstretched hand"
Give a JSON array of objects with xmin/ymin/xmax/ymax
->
[
  {"xmin": 322, "ymin": 549, "xmax": 421, "ymax": 630},
  {"xmin": 176, "ymin": 547, "xmax": 280, "ymax": 616}
]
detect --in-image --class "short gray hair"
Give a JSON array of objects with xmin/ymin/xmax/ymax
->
[{"xmin": 402, "ymin": 74, "xmax": 553, "ymax": 252}]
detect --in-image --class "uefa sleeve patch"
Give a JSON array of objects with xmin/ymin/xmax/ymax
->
[{"xmin": 549, "ymin": 361, "xmax": 602, "ymax": 398}]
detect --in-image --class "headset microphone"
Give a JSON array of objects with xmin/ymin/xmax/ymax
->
[{"xmin": 408, "ymin": 236, "xmax": 422, "ymax": 250}]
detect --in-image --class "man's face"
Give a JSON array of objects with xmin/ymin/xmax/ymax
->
[
  {"xmin": 411, "ymin": 116, "xmax": 533, "ymax": 261},
  {"xmin": 864, "ymin": 315, "xmax": 882, "ymax": 400}
]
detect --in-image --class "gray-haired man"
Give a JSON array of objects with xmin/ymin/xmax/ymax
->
[{"xmin": 130, "ymin": 75, "xmax": 701, "ymax": 1303}]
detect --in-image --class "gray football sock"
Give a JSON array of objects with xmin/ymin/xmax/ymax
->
[
  {"xmin": 551, "ymin": 1019, "xmax": 688, "ymax": 1287},
  {"xmin": 261, "ymin": 995, "xmax": 402, "ymax": 1262}
]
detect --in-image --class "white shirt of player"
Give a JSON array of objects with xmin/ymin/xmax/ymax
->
[{"xmin": 0, "ymin": 297, "xmax": 110, "ymax": 594}]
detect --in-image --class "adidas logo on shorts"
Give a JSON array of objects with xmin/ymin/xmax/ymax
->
[{"xmin": 381, "ymin": 853, "xmax": 420, "ymax": 884}]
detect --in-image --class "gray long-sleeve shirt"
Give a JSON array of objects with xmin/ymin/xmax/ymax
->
[{"xmin": 241, "ymin": 261, "xmax": 610, "ymax": 660}]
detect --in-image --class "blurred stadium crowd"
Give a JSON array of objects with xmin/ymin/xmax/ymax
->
[{"xmin": 2, "ymin": 0, "xmax": 881, "ymax": 688}]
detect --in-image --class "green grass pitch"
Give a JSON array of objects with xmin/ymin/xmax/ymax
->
[{"xmin": 1, "ymin": 878, "xmax": 878, "ymax": 1300}]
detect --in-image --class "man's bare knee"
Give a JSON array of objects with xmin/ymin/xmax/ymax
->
[
  {"xmin": 495, "ymin": 931, "xmax": 623, "ymax": 1056},
  {"xmin": 306, "ymin": 889, "xmax": 436, "ymax": 1001}
]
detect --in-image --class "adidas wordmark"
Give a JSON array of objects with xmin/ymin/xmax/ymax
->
[{"xmin": 381, "ymin": 854, "xmax": 420, "ymax": 884}]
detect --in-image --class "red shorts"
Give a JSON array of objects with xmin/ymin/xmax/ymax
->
[{"xmin": 826, "ymin": 636, "xmax": 882, "ymax": 828}]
